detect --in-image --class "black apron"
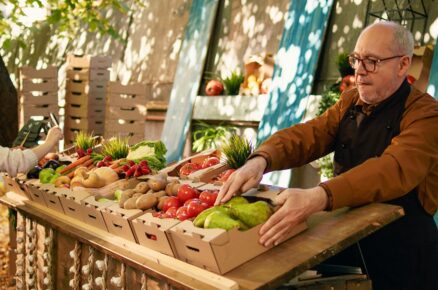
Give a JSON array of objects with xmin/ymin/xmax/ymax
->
[{"xmin": 325, "ymin": 81, "xmax": 438, "ymax": 290}]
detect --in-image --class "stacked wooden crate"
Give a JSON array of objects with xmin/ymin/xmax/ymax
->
[
  {"xmin": 105, "ymin": 82, "xmax": 147, "ymax": 144},
  {"xmin": 18, "ymin": 66, "xmax": 58, "ymax": 128},
  {"xmin": 64, "ymin": 54, "xmax": 111, "ymax": 144},
  {"xmin": 145, "ymin": 101, "xmax": 168, "ymax": 140}
]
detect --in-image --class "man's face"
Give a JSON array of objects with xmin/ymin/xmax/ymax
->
[{"xmin": 352, "ymin": 25, "xmax": 410, "ymax": 104}]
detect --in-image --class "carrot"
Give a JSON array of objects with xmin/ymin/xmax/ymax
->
[
  {"xmin": 67, "ymin": 171, "xmax": 75, "ymax": 179},
  {"xmin": 110, "ymin": 160, "xmax": 123, "ymax": 169},
  {"xmin": 82, "ymin": 159, "xmax": 94, "ymax": 168},
  {"xmin": 59, "ymin": 155, "xmax": 91, "ymax": 174}
]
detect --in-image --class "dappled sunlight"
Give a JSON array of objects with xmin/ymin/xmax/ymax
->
[{"xmin": 213, "ymin": 0, "xmax": 289, "ymax": 78}]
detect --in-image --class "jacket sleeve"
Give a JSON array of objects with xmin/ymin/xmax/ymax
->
[
  {"xmin": 252, "ymin": 94, "xmax": 350, "ymax": 172},
  {"xmin": 0, "ymin": 146, "xmax": 38, "ymax": 177},
  {"xmin": 322, "ymin": 94, "xmax": 438, "ymax": 210}
]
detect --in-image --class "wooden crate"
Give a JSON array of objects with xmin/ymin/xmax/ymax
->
[
  {"xmin": 65, "ymin": 91, "xmax": 105, "ymax": 108},
  {"xmin": 21, "ymin": 79, "xmax": 58, "ymax": 93},
  {"xmin": 66, "ymin": 80, "xmax": 107, "ymax": 95},
  {"xmin": 106, "ymin": 82, "xmax": 147, "ymax": 121},
  {"xmin": 20, "ymin": 104, "xmax": 58, "ymax": 122},
  {"xmin": 104, "ymin": 131, "xmax": 144, "ymax": 144},
  {"xmin": 65, "ymin": 103, "xmax": 105, "ymax": 120},
  {"xmin": 67, "ymin": 68, "xmax": 110, "ymax": 82},
  {"xmin": 20, "ymin": 66, "xmax": 57, "ymax": 79},
  {"xmin": 66, "ymin": 54, "xmax": 111, "ymax": 69},
  {"xmin": 105, "ymin": 119, "xmax": 144, "ymax": 134},
  {"xmin": 20, "ymin": 92, "xmax": 58, "ymax": 105},
  {"xmin": 65, "ymin": 116, "xmax": 105, "ymax": 135}
]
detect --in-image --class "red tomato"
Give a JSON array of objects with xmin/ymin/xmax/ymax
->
[
  {"xmin": 201, "ymin": 157, "xmax": 220, "ymax": 169},
  {"xmin": 199, "ymin": 190, "xmax": 219, "ymax": 207},
  {"xmin": 205, "ymin": 80, "xmax": 224, "ymax": 96},
  {"xmin": 184, "ymin": 198, "xmax": 201, "ymax": 207},
  {"xmin": 187, "ymin": 201, "xmax": 209, "ymax": 218},
  {"xmin": 162, "ymin": 196, "xmax": 181, "ymax": 212},
  {"xmin": 176, "ymin": 206, "xmax": 190, "ymax": 221},
  {"xmin": 177, "ymin": 184, "xmax": 199, "ymax": 203},
  {"xmin": 179, "ymin": 162, "xmax": 202, "ymax": 177},
  {"xmin": 165, "ymin": 207, "xmax": 178, "ymax": 219}
]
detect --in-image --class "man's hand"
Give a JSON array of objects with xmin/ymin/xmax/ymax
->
[
  {"xmin": 45, "ymin": 126, "xmax": 63, "ymax": 146},
  {"xmin": 215, "ymin": 156, "xmax": 267, "ymax": 205},
  {"xmin": 259, "ymin": 186, "xmax": 328, "ymax": 247}
]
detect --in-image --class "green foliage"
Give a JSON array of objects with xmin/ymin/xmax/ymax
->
[
  {"xmin": 0, "ymin": 0, "xmax": 142, "ymax": 76},
  {"xmin": 222, "ymin": 134, "xmax": 254, "ymax": 169},
  {"xmin": 192, "ymin": 121, "xmax": 236, "ymax": 153},
  {"xmin": 336, "ymin": 52, "xmax": 355, "ymax": 77},
  {"xmin": 222, "ymin": 71, "xmax": 244, "ymax": 95},
  {"xmin": 316, "ymin": 52, "xmax": 352, "ymax": 178},
  {"xmin": 101, "ymin": 137, "xmax": 130, "ymax": 160},
  {"xmin": 317, "ymin": 84, "xmax": 341, "ymax": 116}
]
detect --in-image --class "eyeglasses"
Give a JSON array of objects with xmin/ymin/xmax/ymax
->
[{"xmin": 348, "ymin": 54, "xmax": 405, "ymax": 73}]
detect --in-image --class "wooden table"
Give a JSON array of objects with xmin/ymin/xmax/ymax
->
[{"xmin": 0, "ymin": 191, "xmax": 403, "ymax": 289}]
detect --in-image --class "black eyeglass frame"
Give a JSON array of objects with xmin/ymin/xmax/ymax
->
[{"xmin": 348, "ymin": 54, "xmax": 405, "ymax": 73}]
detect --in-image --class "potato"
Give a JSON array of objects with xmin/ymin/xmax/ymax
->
[
  {"xmin": 165, "ymin": 181, "xmax": 179, "ymax": 196},
  {"xmin": 171, "ymin": 182, "xmax": 181, "ymax": 196},
  {"xmin": 121, "ymin": 189, "xmax": 135, "ymax": 198},
  {"xmin": 147, "ymin": 175, "xmax": 167, "ymax": 191},
  {"xmin": 132, "ymin": 192, "xmax": 143, "ymax": 198},
  {"xmin": 135, "ymin": 194, "xmax": 158, "ymax": 210},
  {"xmin": 123, "ymin": 197, "xmax": 139, "ymax": 209},
  {"xmin": 134, "ymin": 182, "xmax": 149, "ymax": 194},
  {"xmin": 152, "ymin": 190, "xmax": 166, "ymax": 199},
  {"xmin": 119, "ymin": 194, "xmax": 130, "ymax": 208}
]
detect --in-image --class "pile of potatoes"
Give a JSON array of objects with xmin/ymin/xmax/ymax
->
[{"xmin": 119, "ymin": 173, "xmax": 181, "ymax": 210}]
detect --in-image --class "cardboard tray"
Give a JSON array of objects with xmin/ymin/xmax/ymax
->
[
  {"xmin": 159, "ymin": 149, "xmax": 221, "ymax": 178},
  {"xmin": 101, "ymin": 204, "xmax": 144, "ymax": 243},
  {"xmin": 187, "ymin": 162, "xmax": 229, "ymax": 183},
  {"xmin": 80, "ymin": 195, "xmax": 114, "ymax": 232},
  {"xmin": 168, "ymin": 186, "xmax": 308, "ymax": 274},
  {"xmin": 25, "ymin": 180, "xmax": 48, "ymax": 206},
  {"xmin": 168, "ymin": 220, "xmax": 307, "ymax": 274},
  {"xmin": 37, "ymin": 183, "xmax": 65, "ymax": 214},
  {"xmin": 57, "ymin": 188, "xmax": 91, "ymax": 220}
]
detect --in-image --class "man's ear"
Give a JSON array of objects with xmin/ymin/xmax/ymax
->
[{"xmin": 399, "ymin": 56, "xmax": 411, "ymax": 76}]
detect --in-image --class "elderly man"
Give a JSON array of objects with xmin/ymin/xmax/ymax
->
[{"xmin": 216, "ymin": 22, "xmax": 438, "ymax": 290}]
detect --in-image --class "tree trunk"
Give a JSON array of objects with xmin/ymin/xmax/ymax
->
[{"xmin": 0, "ymin": 54, "xmax": 18, "ymax": 147}]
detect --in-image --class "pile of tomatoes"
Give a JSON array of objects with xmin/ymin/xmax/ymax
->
[{"xmin": 153, "ymin": 184, "xmax": 218, "ymax": 221}]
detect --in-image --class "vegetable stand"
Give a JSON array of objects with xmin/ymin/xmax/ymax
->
[{"xmin": 1, "ymin": 187, "xmax": 403, "ymax": 289}]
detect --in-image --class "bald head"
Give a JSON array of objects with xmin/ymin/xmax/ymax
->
[{"xmin": 360, "ymin": 21, "xmax": 414, "ymax": 58}]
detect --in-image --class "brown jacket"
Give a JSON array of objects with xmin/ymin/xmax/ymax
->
[{"xmin": 253, "ymin": 87, "xmax": 438, "ymax": 215}]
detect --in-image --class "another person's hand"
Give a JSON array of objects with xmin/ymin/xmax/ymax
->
[
  {"xmin": 259, "ymin": 186, "xmax": 328, "ymax": 247},
  {"xmin": 215, "ymin": 156, "xmax": 267, "ymax": 205},
  {"xmin": 45, "ymin": 126, "xmax": 63, "ymax": 146}
]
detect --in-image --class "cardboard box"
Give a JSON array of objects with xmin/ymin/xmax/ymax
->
[
  {"xmin": 188, "ymin": 162, "xmax": 229, "ymax": 183},
  {"xmin": 38, "ymin": 183, "xmax": 65, "ymax": 214},
  {"xmin": 101, "ymin": 204, "xmax": 144, "ymax": 243},
  {"xmin": 159, "ymin": 149, "xmax": 221, "ymax": 178},
  {"xmin": 25, "ymin": 181, "xmax": 48, "ymax": 206},
  {"xmin": 131, "ymin": 212, "xmax": 180, "ymax": 256},
  {"xmin": 67, "ymin": 54, "xmax": 112, "ymax": 69},
  {"xmin": 408, "ymin": 45, "xmax": 434, "ymax": 92},
  {"xmin": 67, "ymin": 68, "xmax": 110, "ymax": 82},
  {"xmin": 20, "ymin": 66, "xmax": 57, "ymax": 79},
  {"xmin": 80, "ymin": 196, "xmax": 115, "ymax": 232},
  {"xmin": 2, "ymin": 175, "xmax": 27, "ymax": 197},
  {"xmin": 57, "ymin": 188, "xmax": 90, "ymax": 220},
  {"xmin": 168, "ymin": 187, "xmax": 307, "ymax": 274}
]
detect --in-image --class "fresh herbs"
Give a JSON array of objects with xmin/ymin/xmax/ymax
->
[
  {"xmin": 75, "ymin": 131, "xmax": 96, "ymax": 150},
  {"xmin": 101, "ymin": 137, "xmax": 130, "ymax": 160},
  {"xmin": 221, "ymin": 134, "xmax": 254, "ymax": 169}
]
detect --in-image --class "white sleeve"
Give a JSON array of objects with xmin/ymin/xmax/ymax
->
[{"xmin": 0, "ymin": 147, "xmax": 39, "ymax": 177}]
